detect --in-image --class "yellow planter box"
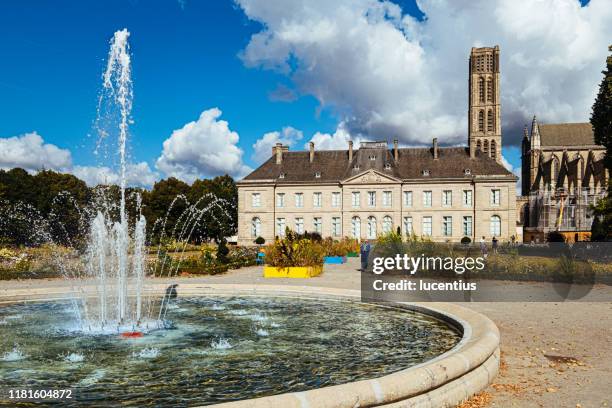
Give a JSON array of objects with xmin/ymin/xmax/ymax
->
[{"xmin": 263, "ymin": 265, "xmax": 323, "ymax": 278}]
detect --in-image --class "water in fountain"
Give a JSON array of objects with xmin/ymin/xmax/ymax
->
[
  {"xmin": 0, "ymin": 28, "xmax": 234, "ymax": 334},
  {"xmin": 79, "ymin": 29, "xmax": 153, "ymax": 333}
]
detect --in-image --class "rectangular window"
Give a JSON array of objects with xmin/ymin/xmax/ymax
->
[
  {"xmin": 295, "ymin": 217, "xmax": 304, "ymax": 234},
  {"xmin": 332, "ymin": 192, "xmax": 341, "ymax": 207},
  {"xmin": 276, "ymin": 218, "xmax": 286, "ymax": 236},
  {"xmin": 368, "ymin": 191, "xmax": 376, "ymax": 207},
  {"xmin": 403, "ymin": 217, "xmax": 413, "ymax": 235},
  {"xmin": 490, "ymin": 216, "xmax": 501, "ymax": 236},
  {"xmin": 351, "ymin": 191, "xmax": 360, "ymax": 208},
  {"xmin": 442, "ymin": 216, "xmax": 452, "ymax": 236},
  {"xmin": 423, "ymin": 191, "xmax": 432, "ymax": 208},
  {"xmin": 313, "ymin": 192, "xmax": 322, "ymax": 207},
  {"xmin": 403, "ymin": 191, "xmax": 413, "ymax": 207},
  {"xmin": 332, "ymin": 217, "xmax": 341, "ymax": 237},
  {"xmin": 295, "ymin": 193, "xmax": 304, "ymax": 208},
  {"xmin": 276, "ymin": 193, "xmax": 285, "ymax": 208},
  {"xmin": 462, "ymin": 190, "xmax": 472, "ymax": 207},
  {"xmin": 463, "ymin": 216, "xmax": 473, "ymax": 236},
  {"xmin": 382, "ymin": 191, "xmax": 392, "ymax": 207},
  {"xmin": 490, "ymin": 189, "xmax": 500, "ymax": 206},
  {"xmin": 422, "ymin": 216, "xmax": 432, "ymax": 236},
  {"xmin": 313, "ymin": 217, "xmax": 322, "ymax": 234},
  {"xmin": 251, "ymin": 193, "xmax": 261, "ymax": 207},
  {"xmin": 442, "ymin": 190, "xmax": 452, "ymax": 207}
]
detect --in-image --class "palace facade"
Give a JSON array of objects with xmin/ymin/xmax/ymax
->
[{"xmin": 236, "ymin": 46, "xmax": 518, "ymax": 245}]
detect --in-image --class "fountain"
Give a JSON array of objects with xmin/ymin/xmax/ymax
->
[
  {"xmin": 0, "ymin": 29, "xmax": 498, "ymax": 407},
  {"xmin": 75, "ymin": 29, "xmax": 153, "ymax": 334}
]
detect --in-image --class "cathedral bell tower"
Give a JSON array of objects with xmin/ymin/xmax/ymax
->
[{"xmin": 468, "ymin": 46, "xmax": 502, "ymax": 163}]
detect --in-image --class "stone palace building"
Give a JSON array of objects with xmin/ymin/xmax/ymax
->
[{"xmin": 236, "ymin": 46, "xmax": 518, "ymax": 245}]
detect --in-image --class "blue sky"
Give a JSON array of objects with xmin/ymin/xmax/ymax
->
[
  {"xmin": 0, "ymin": 0, "xmax": 607, "ymax": 187},
  {"xmin": 0, "ymin": 1, "xmax": 335, "ymax": 168}
]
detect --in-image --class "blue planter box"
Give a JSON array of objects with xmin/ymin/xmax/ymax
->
[{"xmin": 324, "ymin": 256, "xmax": 347, "ymax": 264}]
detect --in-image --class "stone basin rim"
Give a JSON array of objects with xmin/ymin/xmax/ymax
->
[{"xmin": 0, "ymin": 283, "xmax": 500, "ymax": 408}]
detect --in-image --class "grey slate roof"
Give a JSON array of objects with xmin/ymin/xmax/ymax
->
[
  {"xmin": 539, "ymin": 123, "xmax": 595, "ymax": 146},
  {"xmin": 240, "ymin": 145, "xmax": 514, "ymax": 184}
]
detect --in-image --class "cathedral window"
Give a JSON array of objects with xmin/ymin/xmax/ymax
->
[
  {"xmin": 478, "ymin": 77, "xmax": 485, "ymax": 102},
  {"xmin": 552, "ymin": 157, "xmax": 560, "ymax": 185},
  {"xmin": 478, "ymin": 110, "xmax": 484, "ymax": 132},
  {"xmin": 490, "ymin": 140, "xmax": 497, "ymax": 159},
  {"xmin": 487, "ymin": 54, "xmax": 493, "ymax": 71},
  {"xmin": 487, "ymin": 79, "xmax": 493, "ymax": 102},
  {"xmin": 484, "ymin": 140, "xmax": 489, "ymax": 155},
  {"xmin": 487, "ymin": 110, "xmax": 494, "ymax": 132},
  {"xmin": 476, "ymin": 140, "xmax": 482, "ymax": 151}
]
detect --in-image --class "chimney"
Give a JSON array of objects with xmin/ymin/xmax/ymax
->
[
  {"xmin": 433, "ymin": 138, "xmax": 439, "ymax": 160},
  {"xmin": 309, "ymin": 141, "xmax": 315, "ymax": 163},
  {"xmin": 393, "ymin": 139, "xmax": 399, "ymax": 161},
  {"xmin": 275, "ymin": 142, "xmax": 283, "ymax": 164},
  {"xmin": 348, "ymin": 140, "xmax": 354, "ymax": 162}
]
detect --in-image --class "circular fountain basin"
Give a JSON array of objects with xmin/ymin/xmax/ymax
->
[{"xmin": 0, "ymin": 284, "xmax": 500, "ymax": 407}]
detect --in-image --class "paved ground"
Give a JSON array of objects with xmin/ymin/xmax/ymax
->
[{"xmin": 2, "ymin": 259, "xmax": 611, "ymax": 408}]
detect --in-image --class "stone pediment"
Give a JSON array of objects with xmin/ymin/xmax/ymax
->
[{"xmin": 342, "ymin": 169, "xmax": 401, "ymax": 185}]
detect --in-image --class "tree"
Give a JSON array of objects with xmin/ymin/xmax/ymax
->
[
  {"xmin": 33, "ymin": 170, "xmax": 90, "ymax": 246},
  {"xmin": 591, "ymin": 45, "xmax": 612, "ymax": 172},
  {"xmin": 143, "ymin": 177, "xmax": 191, "ymax": 242},
  {"xmin": 591, "ymin": 216, "xmax": 607, "ymax": 241},
  {"xmin": 590, "ymin": 45, "xmax": 612, "ymax": 240},
  {"xmin": 189, "ymin": 175, "xmax": 237, "ymax": 243}
]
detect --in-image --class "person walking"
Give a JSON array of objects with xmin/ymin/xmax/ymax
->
[
  {"xmin": 492, "ymin": 236, "xmax": 498, "ymax": 254},
  {"xmin": 360, "ymin": 240, "xmax": 371, "ymax": 271}
]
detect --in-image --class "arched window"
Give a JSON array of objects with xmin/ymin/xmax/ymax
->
[
  {"xmin": 478, "ymin": 77, "xmax": 485, "ymax": 102},
  {"xmin": 382, "ymin": 216, "xmax": 393, "ymax": 234},
  {"xmin": 478, "ymin": 110, "xmax": 484, "ymax": 132},
  {"xmin": 476, "ymin": 140, "xmax": 482, "ymax": 151},
  {"xmin": 351, "ymin": 216, "xmax": 361, "ymax": 239},
  {"xmin": 251, "ymin": 217, "xmax": 261, "ymax": 238},
  {"xmin": 490, "ymin": 215, "xmax": 501, "ymax": 237},
  {"xmin": 487, "ymin": 79, "xmax": 493, "ymax": 102},
  {"xmin": 367, "ymin": 216, "xmax": 377, "ymax": 239},
  {"xmin": 487, "ymin": 110, "xmax": 494, "ymax": 132},
  {"xmin": 490, "ymin": 140, "xmax": 497, "ymax": 159},
  {"xmin": 483, "ymin": 139, "xmax": 489, "ymax": 155},
  {"xmin": 552, "ymin": 157, "xmax": 560, "ymax": 187},
  {"xmin": 578, "ymin": 157, "xmax": 585, "ymax": 189}
]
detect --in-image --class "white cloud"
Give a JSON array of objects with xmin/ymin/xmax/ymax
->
[
  {"xmin": 156, "ymin": 108, "xmax": 252, "ymax": 183},
  {"xmin": 0, "ymin": 132, "xmax": 159, "ymax": 188},
  {"xmin": 236, "ymin": 0, "xmax": 612, "ymax": 147},
  {"xmin": 501, "ymin": 154, "xmax": 521, "ymax": 194},
  {"xmin": 72, "ymin": 162, "xmax": 159, "ymax": 188},
  {"xmin": 0, "ymin": 132, "xmax": 72, "ymax": 171},
  {"xmin": 252, "ymin": 126, "xmax": 303, "ymax": 163},
  {"xmin": 307, "ymin": 123, "xmax": 370, "ymax": 150}
]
